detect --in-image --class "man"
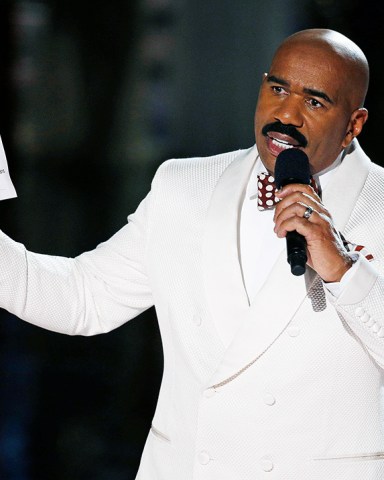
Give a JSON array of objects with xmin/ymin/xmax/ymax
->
[{"xmin": 1, "ymin": 28, "xmax": 384, "ymax": 479}]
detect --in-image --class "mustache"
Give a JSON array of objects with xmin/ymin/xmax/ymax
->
[{"xmin": 261, "ymin": 122, "xmax": 308, "ymax": 148}]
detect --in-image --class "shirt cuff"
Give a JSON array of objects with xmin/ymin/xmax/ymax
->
[{"xmin": 323, "ymin": 253, "xmax": 360, "ymax": 298}]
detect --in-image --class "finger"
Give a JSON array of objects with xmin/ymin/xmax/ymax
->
[
  {"xmin": 276, "ymin": 190, "xmax": 322, "ymax": 212},
  {"xmin": 274, "ymin": 193, "xmax": 328, "ymax": 224},
  {"xmin": 274, "ymin": 202, "xmax": 319, "ymax": 234},
  {"xmin": 274, "ymin": 213, "xmax": 322, "ymax": 239},
  {"xmin": 275, "ymin": 183, "xmax": 321, "ymax": 202}
]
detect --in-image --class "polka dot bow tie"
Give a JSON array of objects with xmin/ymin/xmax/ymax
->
[{"xmin": 257, "ymin": 172, "xmax": 319, "ymax": 211}]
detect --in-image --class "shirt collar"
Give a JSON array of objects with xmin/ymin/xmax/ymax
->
[
  {"xmin": 312, "ymin": 149, "xmax": 344, "ymax": 192},
  {"xmin": 248, "ymin": 148, "xmax": 345, "ymax": 199}
]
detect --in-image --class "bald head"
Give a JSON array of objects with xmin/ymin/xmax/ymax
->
[
  {"xmin": 273, "ymin": 29, "xmax": 369, "ymax": 109},
  {"xmin": 254, "ymin": 28, "xmax": 369, "ymax": 174}
]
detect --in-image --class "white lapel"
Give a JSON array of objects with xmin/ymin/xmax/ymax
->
[
  {"xmin": 202, "ymin": 145, "xmax": 256, "ymax": 346},
  {"xmin": 202, "ymin": 144, "xmax": 315, "ymax": 384},
  {"xmin": 322, "ymin": 139, "xmax": 370, "ymax": 231},
  {"xmin": 204, "ymin": 139, "xmax": 371, "ymax": 388},
  {"xmin": 207, "ymin": 251, "xmax": 315, "ymax": 388}
]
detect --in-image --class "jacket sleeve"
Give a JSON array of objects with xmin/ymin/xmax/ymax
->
[
  {"xmin": 326, "ymin": 254, "xmax": 384, "ymax": 368},
  {"xmin": 0, "ymin": 192, "xmax": 154, "ymax": 336}
]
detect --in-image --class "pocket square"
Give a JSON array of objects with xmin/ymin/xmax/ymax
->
[
  {"xmin": 348, "ymin": 243, "xmax": 374, "ymax": 261},
  {"xmin": 340, "ymin": 233, "xmax": 374, "ymax": 261}
]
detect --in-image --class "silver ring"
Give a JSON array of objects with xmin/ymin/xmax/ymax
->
[{"xmin": 303, "ymin": 206, "xmax": 314, "ymax": 219}]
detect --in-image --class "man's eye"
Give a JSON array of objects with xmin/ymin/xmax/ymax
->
[
  {"xmin": 271, "ymin": 86, "xmax": 287, "ymax": 95},
  {"xmin": 307, "ymin": 98, "xmax": 323, "ymax": 108}
]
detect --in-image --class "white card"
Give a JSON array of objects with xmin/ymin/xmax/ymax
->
[{"xmin": 0, "ymin": 136, "xmax": 17, "ymax": 200}]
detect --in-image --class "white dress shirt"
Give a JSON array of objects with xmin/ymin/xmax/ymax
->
[{"xmin": 240, "ymin": 151, "xmax": 344, "ymax": 305}]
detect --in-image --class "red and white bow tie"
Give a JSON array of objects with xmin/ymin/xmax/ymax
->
[{"xmin": 257, "ymin": 172, "xmax": 319, "ymax": 211}]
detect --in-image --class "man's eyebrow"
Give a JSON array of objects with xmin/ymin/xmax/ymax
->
[
  {"xmin": 303, "ymin": 87, "xmax": 334, "ymax": 105},
  {"xmin": 267, "ymin": 75, "xmax": 289, "ymax": 86},
  {"xmin": 267, "ymin": 75, "xmax": 334, "ymax": 105}
]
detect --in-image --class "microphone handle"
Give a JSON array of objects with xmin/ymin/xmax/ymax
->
[{"xmin": 286, "ymin": 230, "xmax": 307, "ymax": 276}]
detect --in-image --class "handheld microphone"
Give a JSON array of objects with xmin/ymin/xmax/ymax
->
[{"xmin": 274, "ymin": 148, "xmax": 311, "ymax": 276}]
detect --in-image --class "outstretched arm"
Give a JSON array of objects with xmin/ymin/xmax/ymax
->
[{"xmin": 0, "ymin": 194, "xmax": 154, "ymax": 336}]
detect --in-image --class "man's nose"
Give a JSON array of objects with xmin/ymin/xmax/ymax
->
[{"xmin": 274, "ymin": 95, "xmax": 304, "ymax": 127}]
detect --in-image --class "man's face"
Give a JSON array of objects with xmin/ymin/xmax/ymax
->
[{"xmin": 254, "ymin": 42, "xmax": 357, "ymax": 175}]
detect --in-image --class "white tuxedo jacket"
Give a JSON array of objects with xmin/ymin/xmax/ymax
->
[{"xmin": 1, "ymin": 140, "xmax": 384, "ymax": 479}]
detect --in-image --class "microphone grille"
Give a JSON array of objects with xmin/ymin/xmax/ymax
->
[{"xmin": 274, "ymin": 148, "xmax": 310, "ymax": 189}]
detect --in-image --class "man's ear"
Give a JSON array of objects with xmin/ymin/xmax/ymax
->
[
  {"xmin": 342, "ymin": 108, "xmax": 368, "ymax": 147},
  {"xmin": 261, "ymin": 72, "xmax": 268, "ymax": 84}
]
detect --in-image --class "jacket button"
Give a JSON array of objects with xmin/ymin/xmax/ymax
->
[
  {"xmin": 260, "ymin": 456, "xmax": 274, "ymax": 472},
  {"xmin": 203, "ymin": 388, "xmax": 216, "ymax": 398},
  {"xmin": 263, "ymin": 394, "xmax": 276, "ymax": 406},
  {"xmin": 198, "ymin": 451, "xmax": 211, "ymax": 465},
  {"xmin": 366, "ymin": 316, "xmax": 375, "ymax": 327},
  {"xmin": 287, "ymin": 326, "xmax": 300, "ymax": 337},
  {"xmin": 192, "ymin": 314, "xmax": 202, "ymax": 326}
]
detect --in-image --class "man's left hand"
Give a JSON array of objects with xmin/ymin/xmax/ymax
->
[{"xmin": 273, "ymin": 183, "xmax": 353, "ymax": 282}]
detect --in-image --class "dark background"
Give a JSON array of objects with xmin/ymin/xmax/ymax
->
[{"xmin": 0, "ymin": 1, "xmax": 382, "ymax": 478}]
